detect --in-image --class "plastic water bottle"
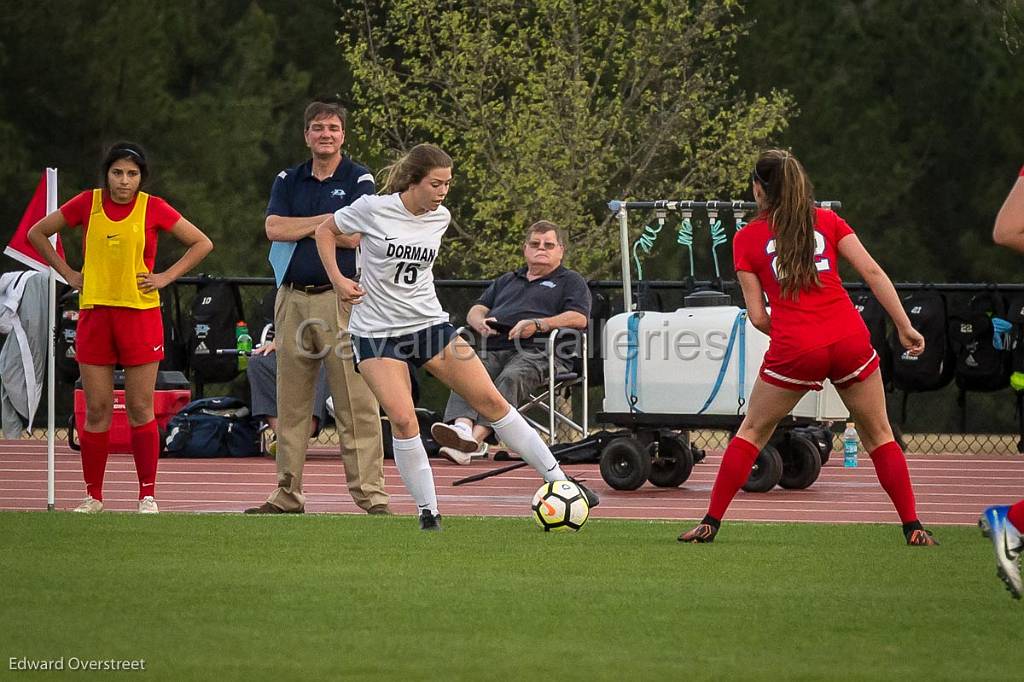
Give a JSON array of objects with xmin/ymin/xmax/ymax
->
[
  {"xmin": 842, "ymin": 422, "xmax": 859, "ymax": 468},
  {"xmin": 235, "ymin": 321, "xmax": 252, "ymax": 371}
]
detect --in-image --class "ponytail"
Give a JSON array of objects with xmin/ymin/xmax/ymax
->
[
  {"xmin": 379, "ymin": 143, "xmax": 453, "ymax": 194},
  {"xmin": 752, "ymin": 149, "xmax": 817, "ymax": 298}
]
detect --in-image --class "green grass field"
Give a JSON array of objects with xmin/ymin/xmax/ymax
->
[{"xmin": 1, "ymin": 513, "xmax": 1018, "ymax": 681}]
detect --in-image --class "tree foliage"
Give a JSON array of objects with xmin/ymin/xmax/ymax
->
[
  {"xmin": 0, "ymin": 0, "xmax": 348, "ymax": 278},
  {"xmin": 338, "ymin": 0, "xmax": 792, "ymax": 277},
  {"xmin": 734, "ymin": 0, "xmax": 1024, "ymax": 284}
]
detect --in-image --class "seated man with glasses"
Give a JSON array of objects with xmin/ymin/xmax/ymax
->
[{"xmin": 439, "ymin": 220, "xmax": 591, "ymax": 464}]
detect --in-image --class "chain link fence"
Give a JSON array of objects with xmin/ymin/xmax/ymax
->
[{"xmin": 11, "ymin": 278, "xmax": 1024, "ymax": 456}]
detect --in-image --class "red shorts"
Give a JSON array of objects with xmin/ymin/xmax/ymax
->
[
  {"xmin": 76, "ymin": 306, "xmax": 164, "ymax": 367},
  {"xmin": 760, "ymin": 332, "xmax": 879, "ymax": 392}
]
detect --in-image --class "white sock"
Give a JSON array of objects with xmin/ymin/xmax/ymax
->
[
  {"xmin": 490, "ymin": 407, "xmax": 566, "ymax": 482},
  {"xmin": 392, "ymin": 435, "xmax": 438, "ymax": 514}
]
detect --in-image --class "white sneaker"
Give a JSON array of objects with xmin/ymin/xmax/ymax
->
[
  {"xmin": 431, "ymin": 422, "xmax": 479, "ymax": 453},
  {"xmin": 439, "ymin": 441, "xmax": 488, "ymax": 465},
  {"xmin": 138, "ymin": 496, "xmax": 159, "ymax": 514},
  {"xmin": 73, "ymin": 496, "xmax": 103, "ymax": 513}
]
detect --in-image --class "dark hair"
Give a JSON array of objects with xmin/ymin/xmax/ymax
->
[
  {"xmin": 380, "ymin": 144, "xmax": 453, "ymax": 194},
  {"xmin": 752, "ymin": 149, "xmax": 817, "ymax": 299},
  {"xmin": 102, "ymin": 141, "xmax": 149, "ymax": 188},
  {"xmin": 524, "ymin": 220, "xmax": 566, "ymax": 247},
  {"xmin": 303, "ymin": 101, "xmax": 347, "ymax": 131}
]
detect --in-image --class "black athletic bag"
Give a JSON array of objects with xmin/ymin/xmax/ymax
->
[
  {"xmin": 851, "ymin": 291, "xmax": 891, "ymax": 386},
  {"xmin": 55, "ymin": 289, "xmax": 80, "ymax": 385},
  {"xmin": 948, "ymin": 291, "xmax": 1011, "ymax": 393},
  {"xmin": 888, "ymin": 290, "xmax": 954, "ymax": 393},
  {"xmin": 159, "ymin": 285, "xmax": 189, "ymax": 373},
  {"xmin": 1004, "ymin": 293, "xmax": 1024, "ymax": 452},
  {"xmin": 163, "ymin": 397, "xmax": 260, "ymax": 458},
  {"xmin": 187, "ymin": 279, "xmax": 245, "ymax": 384}
]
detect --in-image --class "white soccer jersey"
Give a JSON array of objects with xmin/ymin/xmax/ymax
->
[{"xmin": 333, "ymin": 193, "xmax": 451, "ymax": 336}]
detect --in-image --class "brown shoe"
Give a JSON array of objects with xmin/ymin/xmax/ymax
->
[
  {"xmin": 244, "ymin": 502, "xmax": 303, "ymax": 514},
  {"xmin": 367, "ymin": 504, "xmax": 393, "ymax": 515}
]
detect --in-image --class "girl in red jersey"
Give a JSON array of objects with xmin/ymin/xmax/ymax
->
[
  {"xmin": 679, "ymin": 149, "xmax": 938, "ymax": 546},
  {"xmin": 28, "ymin": 142, "xmax": 212, "ymax": 514}
]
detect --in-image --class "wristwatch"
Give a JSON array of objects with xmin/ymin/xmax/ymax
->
[{"xmin": 531, "ymin": 318, "xmax": 544, "ymax": 333}]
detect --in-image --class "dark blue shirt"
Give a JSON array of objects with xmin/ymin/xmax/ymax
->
[
  {"xmin": 477, "ymin": 265, "xmax": 591, "ymax": 350},
  {"xmin": 266, "ymin": 157, "xmax": 375, "ymax": 284}
]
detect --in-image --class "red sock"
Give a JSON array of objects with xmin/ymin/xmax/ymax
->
[
  {"xmin": 79, "ymin": 429, "xmax": 110, "ymax": 501},
  {"xmin": 131, "ymin": 419, "xmax": 160, "ymax": 500},
  {"xmin": 869, "ymin": 440, "xmax": 918, "ymax": 523},
  {"xmin": 1008, "ymin": 500, "xmax": 1024, "ymax": 531},
  {"xmin": 707, "ymin": 437, "xmax": 761, "ymax": 521}
]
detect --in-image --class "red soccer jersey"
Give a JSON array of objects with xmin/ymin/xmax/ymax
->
[
  {"xmin": 732, "ymin": 207, "xmax": 867, "ymax": 352},
  {"xmin": 60, "ymin": 189, "xmax": 181, "ymax": 272}
]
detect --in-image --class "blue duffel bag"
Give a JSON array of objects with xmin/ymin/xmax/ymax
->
[{"xmin": 163, "ymin": 397, "xmax": 260, "ymax": 458}]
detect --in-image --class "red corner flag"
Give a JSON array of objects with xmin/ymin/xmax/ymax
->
[{"xmin": 4, "ymin": 169, "xmax": 64, "ymax": 272}]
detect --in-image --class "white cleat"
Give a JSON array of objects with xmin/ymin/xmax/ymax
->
[
  {"xmin": 138, "ymin": 496, "xmax": 159, "ymax": 514},
  {"xmin": 73, "ymin": 496, "xmax": 103, "ymax": 513},
  {"xmin": 981, "ymin": 505, "xmax": 1022, "ymax": 600}
]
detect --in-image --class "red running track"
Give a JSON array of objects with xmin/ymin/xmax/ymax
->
[{"xmin": 2, "ymin": 440, "xmax": 1022, "ymax": 525}]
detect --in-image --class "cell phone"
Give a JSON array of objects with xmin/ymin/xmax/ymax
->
[{"xmin": 485, "ymin": 320, "xmax": 514, "ymax": 335}]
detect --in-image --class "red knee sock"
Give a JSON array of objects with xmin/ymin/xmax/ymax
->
[
  {"xmin": 79, "ymin": 429, "xmax": 110, "ymax": 501},
  {"xmin": 707, "ymin": 436, "xmax": 761, "ymax": 521},
  {"xmin": 869, "ymin": 440, "xmax": 918, "ymax": 523},
  {"xmin": 131, "ymin": 419, "xmax": 160, "ymax": 500},
  {"xmin": 1008, "ymin": 500, "xmax": 1024, "ymax": 531}
]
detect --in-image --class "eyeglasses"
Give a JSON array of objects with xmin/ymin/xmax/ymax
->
[{"xmin": 526, "ymin": 240, "xmax": 561, "ymax": 250}]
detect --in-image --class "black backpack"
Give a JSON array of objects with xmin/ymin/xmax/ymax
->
[
  {"xmin": 248, "ymin": 287, "xmax": 277, "ymax": 348},
  {"xmin": 187, "ymin": 279, "xmax": 245, "ymax": 385},
  {"xmin": 948, "ymin": 291, "xmax": 1010, "ymax": 393},
  {"xmin": 888, "ymin": 290, "xmax": 954, "ymax": 393},
  {"xmin": 159, "ymin": 285, "xmax": 189, "ymax": 373},
  {"xmin": 163, "ymin": 396, "xmax": 260, "ymax": 458},
  {"xmin": 851, "ymin": 291, "xmax": 891, "ymax": 386},
  {"xmin": 55, "ymin": 289, "xmax": 80, "ymax": 385}
]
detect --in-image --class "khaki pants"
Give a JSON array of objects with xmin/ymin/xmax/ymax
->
[{"xmin": 268, "ymin": 287, "xmax": 387, "ymax": 511}]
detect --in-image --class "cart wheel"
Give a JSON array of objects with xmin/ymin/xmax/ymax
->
[
  {"xmin": 648, "ymin": 434, "xmax": 694, "ymax": 487},
  {"xmin": 599, "ymin": 437, "xmax": 651, "ymax": 490},
  {"xmin": 779, "ymin": 433, "xmax": 822, "ymax": 489},
  {"xmin": 742, "ymin": 444, "xmax": 782, "ymax": 493}
]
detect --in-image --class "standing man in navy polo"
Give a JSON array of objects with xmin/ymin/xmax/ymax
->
[
  {"xmin": 245, "ymin": 101, "xmax": 389, "ymax": 514},
  {"xmin": 439, "ymin": 220, "xmax": 592, "ymax": 464}
]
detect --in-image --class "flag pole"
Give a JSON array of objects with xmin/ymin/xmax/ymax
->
[{"xmin": 46, "ymin": 168, "xmax": 57, "ymax": 511}]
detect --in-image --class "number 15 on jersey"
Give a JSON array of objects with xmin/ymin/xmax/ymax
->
[{"xmin": 393, "ymin": 261, "xmax": 420, "ymax": 284}]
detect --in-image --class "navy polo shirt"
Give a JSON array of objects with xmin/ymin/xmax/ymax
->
[
  {"xmin": 477, "ymin": 265, "xmax": 592, "ymax": 350},
  {"xmin": 266, "ymin": 156, "xmax": 375, "ymax": 285}
]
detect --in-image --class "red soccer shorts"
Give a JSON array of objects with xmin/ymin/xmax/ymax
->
[
  {"xmin": 76, "ymin": 305, "xmax": 164, "ymax": 367},
  {"xmin": 760, "ymin": 331, "xmax": 879, "ymax": 392}
]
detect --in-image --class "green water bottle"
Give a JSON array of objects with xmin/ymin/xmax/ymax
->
[{"xmin": 235, "ymin": 321, "xmax": 252, "ymax": 371}]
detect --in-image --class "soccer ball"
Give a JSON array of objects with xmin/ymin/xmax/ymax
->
[{"xmin": 531, "ymin": 480, "xmax": 590, "ymax": 532}]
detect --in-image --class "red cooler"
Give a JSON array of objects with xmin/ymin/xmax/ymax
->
[{"xmin": 71, "ymin": 370, "xmax": 192, "ymax": 454}]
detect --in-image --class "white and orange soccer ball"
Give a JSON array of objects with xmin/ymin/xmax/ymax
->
[{"xmin": 531, "ymin": 480, "xmax": 590, "ymax": 532}]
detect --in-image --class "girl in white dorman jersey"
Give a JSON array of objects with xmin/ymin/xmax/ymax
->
[
  {"xmin": 331, "ymin": 190, "xmax": 450, "ymax": 337},
  {"xmin": 315, "ymin": 143, "xmax": 599, "ymax": 531}
]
